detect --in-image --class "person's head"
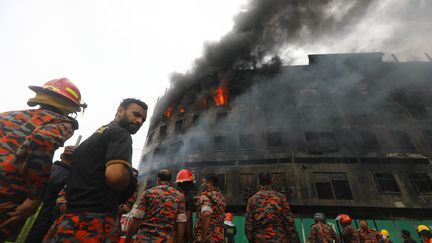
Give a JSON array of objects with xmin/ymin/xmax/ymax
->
[
  {"xmin": 201, "ymin": 173, "xmax": 218, "ymax": 191},
  {"xmin": 225, "ymin": 212, "xmax": 233, "ymax": 221},
  {"xmin": 313, "ymin": 212, "xmax": 326, "ymax": 223},
  {"xmin": 336, "ymin": 214, "xmax": 352, "ymax": 226},
  {"xmin": 157, "ymin": 169, "xmax": 172, "ymax": 185},
  {"xmin": 359, "ymin": 219, "xmax": 369, "ymax": 230},
  {"xmin": 258, "ymin": 172, "xmax": 272, "ymax": 187},
  {"xmin": 60, "ymin": 145, "xmax": 76, "ymax": 165},
  {"xmin": 418, "ymin": 225, "xmax": 432, "ymax": 240},
  {"xmin": 27, "ymin": 78, "xmax": 87, "ymax": 115},
  {"xmin": 380, "ymin": 229, "xmax": 390, "ymax": 240},
  {"xmin": 175, "ymin": 169, "xmax": 195, "ymax": 192},
  {"xmin": 114, "ymin": 98, "xmax": 148, "ymax": 134},
  {"xmin": 401, "ymin": 230, "xmax": 411, "ymax": 240}
]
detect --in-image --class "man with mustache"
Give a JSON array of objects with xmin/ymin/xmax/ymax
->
[{"xmin": 44, "ymin": 98, "xmax": 147, "ymax": 243}]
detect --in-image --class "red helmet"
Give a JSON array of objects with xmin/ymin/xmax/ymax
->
[
  {"xmin": 225, "ymin": 212, "xmax": 233, "ymax": 221},
  {"xmin": 336, "ymin": 214, "xmax": 352, "ymax": 225},
  {"xmin": 175, "ymin": 169, "xmax": 194, "ymax": 183},
  {"xmin": 29, "ymin": 78, "xmax": 87, "ymax": 111}
]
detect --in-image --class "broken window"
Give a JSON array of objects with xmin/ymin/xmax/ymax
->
[
  {"xmin": 267, "ymin": 132, "xmax": 282, "ymax": 147},
  {"xmin": 359, "ymin": 130, "xmax": 380, "ymax": 147},
  {"xmin": 375, "ymin": 173, "xmax": 401, "ymax": 193},
  {"xmin": 409, "ymin": 173, "xmax": 432, "ymax": 194},
  {"xmin": 215, "ymin": 111, "xmax": 228, "ymax": 123},
  {"xmin": 305, "ymin": 132, "xmax": 339, "ymax": 154},
  {"xmin": 406, "ymin": 105, "xmax": 428, "ymax": 120},
  {"xmin": 175, "ymin": 119, "xmax": 184, "ymax": 132},
  {"xmin": 391, "ymin": 130, "xmax": 413, "ymax": 148},
  {"xmin": 314, "ymin": 172, "xmax": 353, "ymax": 200},
  {"xmin": 214, "ymin": 136, "xmax": 227, "ymax": 151},
  {"xmin": 159, "ymin": 125, "xmax": 167, "ymax": 138},
  {"xmin": 239, "ymin": 134, "xmax": 254, "ymax": 150}
]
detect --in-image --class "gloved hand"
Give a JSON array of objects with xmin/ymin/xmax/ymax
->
[{"xmin": 119, "ymin": 167, "xmax": 138, "ymax": 204}]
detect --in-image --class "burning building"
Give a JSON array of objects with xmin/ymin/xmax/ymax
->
[{"xmin": 139, "ymin": 52, "xmax": 432, "ymax": 223}]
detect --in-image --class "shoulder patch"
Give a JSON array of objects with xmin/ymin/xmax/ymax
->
[{"xmin": 96, "ymin": 126, "xmax": 109, "ymax": 134}]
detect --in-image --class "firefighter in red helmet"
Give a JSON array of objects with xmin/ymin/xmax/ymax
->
[
  {"xmin": 0, "ymin": 78, "xmax": 86, "ymax": 241},
  {"xmin": 175, "ymin": 169, "xmax": 196, "ymax": 242},
  {"xmin": 336, "ymin": 214, "xmax": 360, "ymax": 243}
]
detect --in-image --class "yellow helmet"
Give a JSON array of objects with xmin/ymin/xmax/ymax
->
[
  {"xmin": 380, "ymin": 229, "xmax": 390, "ymax": 236},
  {"xmin": 417, "ymin": 225, "xmax": 430, "ymax": 233}
]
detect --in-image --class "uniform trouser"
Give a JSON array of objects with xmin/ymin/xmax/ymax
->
[
  {"xmin": 43, "ymin": 212, "xmax": 120, "ymax": 243},
  {"xmin": 0, "ymin": 172, "xmax": 28, "ymax": 242},
  {"xmin": 24, "ymin": 204, "xmax": 57, "ymax": 243}
]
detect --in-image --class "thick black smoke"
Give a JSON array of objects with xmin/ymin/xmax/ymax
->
[{"xmin": 151, "ymin": 0, "xmax": 378, "ymax": 127}]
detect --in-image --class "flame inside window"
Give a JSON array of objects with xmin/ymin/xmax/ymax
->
[
  {"xmin": 179, "ymin": 106, "xmax": 186, "ymax": 113},
  {"xmin": 213, "ymin": 80, "xmax": 229, "ymax": 106},
  {"xmin": 165, "ymin": 106, "xmax": 174, "ymax": 118}
]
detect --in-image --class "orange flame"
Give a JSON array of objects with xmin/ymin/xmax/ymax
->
[
  {"xmin": 165, "ymin": 105, "xmax": 174, "ymax": 118},
  {"xmin": 179, "ymin": 106, "xmax": 186, "ymax": 113},
  {"xmin": 213, "ymin": 80, "xmax": 229, "ymax": 106}
]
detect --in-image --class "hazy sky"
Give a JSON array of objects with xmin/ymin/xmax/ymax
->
[{"xmin": 0, "ymin": 0, "xmax": 249, "ymax": 167}]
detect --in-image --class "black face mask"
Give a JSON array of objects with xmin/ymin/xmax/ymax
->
[{"xmin": 119, "ymin": 115, "xmax": 141, "ymax": 134}]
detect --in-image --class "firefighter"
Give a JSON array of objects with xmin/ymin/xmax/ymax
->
[
  {"xmin": 25, "ymin": 146, "xmax": 76, "ymax": 243},
  {"xmin": 245, "ymin": 172, "xmax": 300, "ymax": 243},
  {"xmin": 223, "ymin": 212, "xmax": 237, "ymax": 243},
  {"xmin": 44, "ymin": 98, "xmax": 147, "ymax": 243},
  {"xmin": 125, "ymin": 169, "xmax": 186, "ymax": 243},
  {"xmin": 0, "ymin": 78, "xmax": 85, "ymax": 241},
  {"xmin": 194, "ymin": 173, "xmax": 226, "ymax": 243},
  {"xmin": 308, "ymin": 212, "xmax": 341, "ymax": 243},
  {"xmin": 357, "ymin": 219, "xmax": 380, "ymax": 243},
  {"xmin": 417, "ymin": 225, "xmax": 432, "ymax": 243},
  {"xmin": 379, "ymin": 229, "xmax": 393, "ymax": 243},
  {"xmin": 336, "ymin": 214, "xmax": 360, "ymax": 243},
  {"xmin": 175, "ymin": 169, "xmax": 196, "ymax": 243}
]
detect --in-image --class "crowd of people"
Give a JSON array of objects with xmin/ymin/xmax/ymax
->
[{"xmin": 1, "ymin": 79, "xmax": 431, "ymax": 243}]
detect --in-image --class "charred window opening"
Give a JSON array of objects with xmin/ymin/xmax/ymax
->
[
  {"xmin": 175, "ymin": 119, "xmax": 184, "ymax": 133},
  {"xmin": 375, "ymin": 173, "xmax": 401, "ymax": 193},
  {"xmin": 305, "ymin": 132, "xmax": 339, "ymax": 154},
  {"xmin": 192, "ymin": 114, "xmax": 200, "ymax": 125},
  {"xmin": 239, "ymin": 134, "xmax": 254, "ymax": 150},
  {"xmin": 214, "ymin": 173, "xmax": 226, "ymax": 192},
  {"xmin": 391, "ymin": 130, "xmax": 413, "ymax": 148},
  {"xmin": 215, "ymin": 111, "xmax": 228, "ymax": 123},
  {"xmin": 423, "ymin": 130, "xmax": 432, "ymax": 147},
  {"xmin": 359, "ymin": 130, "xmax": 380, "ymax": 147},
  {"xmin": 214, "ymin": 136, "xmax": 227, "ymax": 151},
  {"xmin": 409, "ymin": 173, "xmax": 432, "ymax": 194},
  {"xmin": 271, "ymin": 172, "xmax": 288, "ymax": 195},
  {"xmin": 169, "ymin": 141, "xmax": 183, "ymax": 155},
  {"xmin": 239, "ymin": 173, "xmax": 257, "ymax": 200},
  {"xmin": 314, "ymin": 172, "xmax": 353, "ymax": 200},
  {"xmin": 159, "ymin": 125, "xmax": 167, "ymax": 138},
  {"xmin": 407, "ymin": 105, "xmax": 428, "ymax": 120},
  {"xmin": 267, "ymin": 132, "xmax": 282, "ymax": 148},
  {"xmin": 153, "ymin": 146, "xmax": 166, "ymax": 157}
]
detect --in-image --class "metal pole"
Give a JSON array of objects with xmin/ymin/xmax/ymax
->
[
  {"xmin": 391, "ymin": 54, "xmax": 400, "ymax": 62},
  {"xmin": 74, "ymin": 135, "xmax": 82, "ymax": 146},
  {"xmin": 425, "ymin": 53, "xmax": 432, "ymax": 62}
]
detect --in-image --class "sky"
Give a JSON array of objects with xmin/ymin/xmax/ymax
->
[
  {"xmin": 1, "ymin": 0, "xmax": 431, "ymax": 168},
  {"xmin": 0, "ymin": 0, "xmax": 249, "ymax": 168}
]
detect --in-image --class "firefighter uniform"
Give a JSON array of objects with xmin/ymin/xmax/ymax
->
[
  {"xmin": 0, "ymin": 109, "xmax": 75, "ymax": 239},
  {"xmin": 194, "ymin": 189, "xmax": 226, "ymax": 242},
  {"xmin": 132, "ymin": 181, "xmax": 187, "ymax": 242},
  {"xmin": 245, "ymin": 186, "xmax": 299, "ymax": 243},
  {"xmin": 343, "ymin": 225, "xmax": 361, "ymax": 243},
  {"xmin": 358, "ymin": 227, "xmax": 380, "ymax": 243},
  {"xmin": 308, "ymin": 222, "xmax": 341, "ymax": 243}
]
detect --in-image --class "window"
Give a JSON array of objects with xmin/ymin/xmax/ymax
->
[
  {"xmin": 214, "ymin": 136, "xmax": 227, "ymax": 151},
  {"xmin": 305, "ymin": 132, "xmax": 339, "ymax": 154},
  {"xmin": 314, "ymin": 173, "xmax": 353, "ymax": 200},
  {"xmin": 391, "ymin": 130, "xmax": 413, "ymax": 148},
  {"xmin": 267, "ymin": 132, "xmax": 282, "ymax": 147},
  {"xmin": 159, "ymin": 125, "xmax": 167, "ymax": 138},
  {"xmin": 239, "ymin": 134, "xmax": 254, "ymax": 150},
  {"xmin": 188, "ymin": 138, "xmax": 203, "ymax": 153},
  {"xmin": 169, "ymin": 141, "xmax": 183, "ymax": 154},
  {"xmin": 409, "ymin": 173, "xmax": 432, "ymax": 194},
  {"xmin": 192, "ymin": 114, "xmax": 200, "ymax": 125},
  {"xmin": 407, "ymin": 105, "xmax": 428, "ymax": 120},
  {"xmin": 153, "ymin": 146, "xmax": 166, "ymax": 157},
  {"xmin": 239, "ymin": 173, "xmax": 257, "ymax": 196},
  {"xmin": 175, "ymin": 119, "xmax": 184, "ymax": 132},
  {"xmin": 271, "ymin": 173, "xmax": 288, "ymax": 195},
  {"xmin": 375, "ymin": 173, "xmax": 401, "ymax": 193},
  {"xmin": 359, "ymin": 131, "xmax": 380, "ymax": 147},
  {"xmin": 423, "ymin": 130, "xmax": 432, "ymax": 147},
  {"xmin": 215, "ymin": 111, "xmax": 227, "ymax": 123},
  {"xmin": 215, "ymin": 174, "xmax": 226, "ymax": 192}
]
